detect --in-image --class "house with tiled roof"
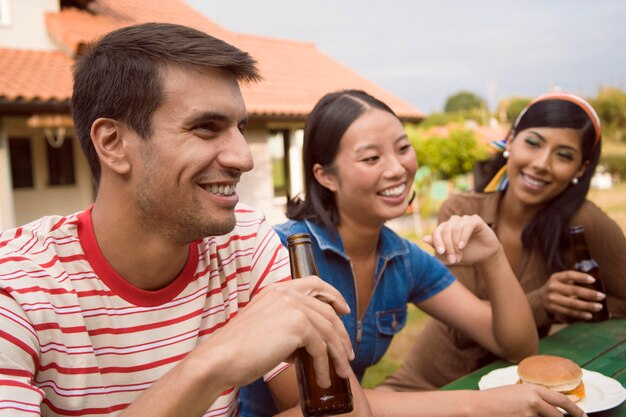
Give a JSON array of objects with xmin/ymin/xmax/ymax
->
[{"xmin": 0, "ymin": 0, "xmax": 423, "ymax": 229}]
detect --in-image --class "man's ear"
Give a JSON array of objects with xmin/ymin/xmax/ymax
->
[
  {"xmin": 91, "ymin": 118, "xmax": 131, "ymax": 175},
  {"xmin": 312, "ymin": 163, "xmax": 338, "ymax": 192}
]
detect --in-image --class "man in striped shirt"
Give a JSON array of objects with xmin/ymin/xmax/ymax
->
[{"xmin": 0, "ymin": 23, "xmax": 366, "ymax": 417}]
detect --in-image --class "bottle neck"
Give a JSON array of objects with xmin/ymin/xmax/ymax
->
[
  {"xmin": 571, "ymin": 232, "xmax": 592, "ymax": 262},
  {"xmin": 288, "ymin": 242, "xmax": 319, "ymax": 278}
]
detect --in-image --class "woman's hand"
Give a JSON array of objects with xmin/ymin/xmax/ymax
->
[
  {"xmin": 424, "ymin": 214, "xmax": 500, "ymax": 265},
  {"xmin": 475, "ymin": 384, "xmax": 586, "ymax": 417},
  {"xmin": 540, "ymin": 270, "xmax": 606, "ymax": 321}
]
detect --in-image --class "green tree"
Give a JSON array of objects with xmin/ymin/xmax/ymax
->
[
  {"xmin": 415, "ymin": 112, "xmax": 466, "ymax": 129},
  {"xmin": 590, "ymin": 86, "xmax": 626, "ymax": 142},
  {"xmin": 444, "ymin": 91, "xmax": 485, "ymax": 113},
  {"xmin": 408, "ymin": 127, "xmax": 488, "ymax": 180},
  {"xmin": 504, "ymin": 97, "xmax": 532, "ymax": 124}
]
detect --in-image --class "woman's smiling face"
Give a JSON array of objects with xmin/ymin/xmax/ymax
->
[
  {"xmin": 505, "ymin": 126, "xmax": 588, "ymax": 208},
  {"xmin": 315, "ymin": 108, "xmax": 417, "ymax": 226}
]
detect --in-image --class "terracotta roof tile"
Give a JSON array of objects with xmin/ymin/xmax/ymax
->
[
  {"xmin": 45, "ymin": 0, "xmax": 234, "ymax": 54},
  {"xmin": 94, "ymin": 0, "xmax": 232, "ymax": 38},
  {"xmin": 0, "ymin": 48, "xmax": 73, "ymax": 102},
  {"xmin": 235, "ymin": 35, "xmax": 418, "ymax": 119},
  {"xmin": 0, "ymin": 0, "xmax": 422, "ymax": 120},
  {"xmin": 44, "ymin": 9, "xmax": 123, "ymax": 54}
]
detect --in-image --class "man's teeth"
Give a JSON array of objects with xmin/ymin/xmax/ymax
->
[
  {"xmin": 206, "ymin": 184, "xmax": 236, "ymax": 196},
  {"xmin": 379, "ymin": 184, "xmax": 406, "ymax": 197},
  {"xmin": 523, "ymin": 174, "xmax": 547, "ymax": 187}
]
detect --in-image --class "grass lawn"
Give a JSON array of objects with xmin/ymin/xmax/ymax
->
[{"xmin": 361, "ymin": 179, "xmax": 626, "ymax": 389}]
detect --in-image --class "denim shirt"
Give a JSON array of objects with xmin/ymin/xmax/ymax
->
[{"xmin": 239, "ymin": 219, "xmax": 455, "ymax": 417}]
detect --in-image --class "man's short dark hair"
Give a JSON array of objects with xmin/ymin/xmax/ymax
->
[{"xmin": 71, "ymin": 22, "xmax": 261, "ymax": 188}]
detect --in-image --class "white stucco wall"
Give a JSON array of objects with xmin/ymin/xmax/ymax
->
[
  {"xmin": 1, "ymin": 117, "xmax": 94, "ymax": 228},
  {"xmin": 0, "ymin": 0, "xmax": 58, "ymax": 50},
  {"xmin": 0, "ymin": 132, "xmax": 16, "ymax": 230},
  {"xmin": 238, "ymin": 127, "xmax": 287, "ymax": 226}
]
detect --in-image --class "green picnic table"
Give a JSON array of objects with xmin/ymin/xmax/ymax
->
[{"xmin": 442, "ymin": 318, "xmax": 626, "ymax": 416}]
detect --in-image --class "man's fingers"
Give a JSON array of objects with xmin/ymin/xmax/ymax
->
[
  {"xmin": 271, "ymin": 279, "xmax": 354, "ymax": 386},
  {"xmin": 299, "ymin": 296, "xmax": 354, "ymax": 371},
  {"xmin": 287, "ymin": 277, "xmax": 351, "ymax": 315},
  {"xmin": 302, "ymin": 339, "xmax": 331, "ymax": 389}
]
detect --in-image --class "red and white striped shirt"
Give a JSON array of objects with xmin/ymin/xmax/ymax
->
[{"xmin": 0, "ymin": 204, "xmax": 290, "ymax": 417}]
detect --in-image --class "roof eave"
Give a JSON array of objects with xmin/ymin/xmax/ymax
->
[{"xmin": 0, "ymin": 98, "xmax": 71, "ymax": 116}]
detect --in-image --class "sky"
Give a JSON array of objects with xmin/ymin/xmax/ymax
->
[{"xmin": 186, "ymin": 0, "xmax": 626, "ymax": 114}]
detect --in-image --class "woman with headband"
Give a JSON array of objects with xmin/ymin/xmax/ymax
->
[
  {"xmin": 240, "ymin": 90, "xmax": 587, "ymax": 417},
  {"xmin": 381, "ymin": 92, "xmax": 626, "ymax": 392}
]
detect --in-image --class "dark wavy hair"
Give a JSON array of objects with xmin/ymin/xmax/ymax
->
[
  {"xmin": 72, "ymin": 22, "xmax": 260, "ymax": 191},
  {"xmin": 476, "ymin": 99, "xmax": 601, "ymax": 272},
  {"xmin": 286, "ymin": 89, "xmax": 398, "ymax": 231}
]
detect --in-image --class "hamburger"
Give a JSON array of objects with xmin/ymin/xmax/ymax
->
[{"xmin": 517, "ymin": 355, "xmax": 585, "ymax": 402}]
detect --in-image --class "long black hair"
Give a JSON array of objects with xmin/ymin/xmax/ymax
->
[
  {"xmin": 476, "ymin": 98, "xmax": 601, "ymax": 273},
  {"xmin": 286, "ymin": 89, "xmax": 398, "ymax": 231}
]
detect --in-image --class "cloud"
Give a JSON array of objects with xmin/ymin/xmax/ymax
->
[{"xmin": 187, "ymin": 0, "xmax": 626, "ymax": 112}]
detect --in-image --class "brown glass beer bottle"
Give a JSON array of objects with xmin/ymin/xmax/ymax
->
[
  {"xmin": 286, "ymin": 233, "xmax": 353, "ymax": 417},
  {"xmin": 569, "ymin": 225, "xmax": 609, "ymax": 322}
]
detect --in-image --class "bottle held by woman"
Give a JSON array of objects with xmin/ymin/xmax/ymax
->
[{"xmin": 570, "ymin": 225, "xmax": 609, "ymax": 322}]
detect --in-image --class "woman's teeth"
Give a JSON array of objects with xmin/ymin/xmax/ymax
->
[
  {"xmin": 379, "ymin": 184, "xmax": 406, "ymax": 197},
  {"xmin": 522, "ymin": 174, "xmax": 547, "ymax": 187},
  {"xmin": 205, "ymin": 184, "xmax": 236, "ymax": 196}
]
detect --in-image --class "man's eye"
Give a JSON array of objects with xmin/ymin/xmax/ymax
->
[
  {"xmin": 193, "ymin": 123, "xmax": 222, "ymax": 139},
  {"xmin": 195, "ymin": 123, "xmax": 218, "ymax": 133}
]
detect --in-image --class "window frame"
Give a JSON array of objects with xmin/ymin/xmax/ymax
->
[
  {"xmin": 0, "ymin": 0, "xmax": 12, "ymax": 27},
  {"xmin": 46, "ymin": 136, "xmax": 76, "ymax": 186},
  {"xmin": 8, "ymin": 137, "xmax": 34, "ymax": 189}
]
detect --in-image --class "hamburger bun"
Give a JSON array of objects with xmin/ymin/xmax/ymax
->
[{"xmin": 518, "ymin": 355, "xmax": 585, "ymax": 402}]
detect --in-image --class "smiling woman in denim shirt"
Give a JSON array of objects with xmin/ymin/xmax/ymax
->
[{"xmin": 239, "ymin": 90, "xmax": 587, "ymax": 417}]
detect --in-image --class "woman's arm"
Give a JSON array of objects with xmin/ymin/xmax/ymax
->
[
  {"xmin": 364, "ymin": 384, "xmax": 585, "ymax": 417},
  {"xmin": 419, "ymin": 215, "xmax": 538, "ymax": 362}
]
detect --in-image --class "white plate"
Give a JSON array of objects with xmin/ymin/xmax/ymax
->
[{"xmin": 478, "ymin": 365, "xmax": 626, "ymax": 414}]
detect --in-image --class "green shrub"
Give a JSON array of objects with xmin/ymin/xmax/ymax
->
[
  {"xmin": 409, "ymin": 128, "xmax": 488, "ymax": 180},
  {"xmin": 600, "ymin": 141, "xmax": 626, "ymax": 178}
]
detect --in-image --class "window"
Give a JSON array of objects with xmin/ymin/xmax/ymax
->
[
  {"xmin": 8, "ymin": 137, "xmax": 34, "ymax": 188},
  {"xmin": 47, "ymin": 137, "xmax": 75, "ymax": 186},
  {"xmin": 0, "ymin": 0, "xmax": 11, "ymax": 26},
  {"xmin": 269, "ymin": 130, "xmax": 289, "ymax": 198}
]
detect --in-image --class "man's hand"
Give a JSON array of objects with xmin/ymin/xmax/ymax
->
[
  {"xmin": 120, "ymin": 277, "xmax": 354, "ymax": 417},
  {"xmin": 192, "ymin": 276, "xmax": 354, "ymax": 390}
]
